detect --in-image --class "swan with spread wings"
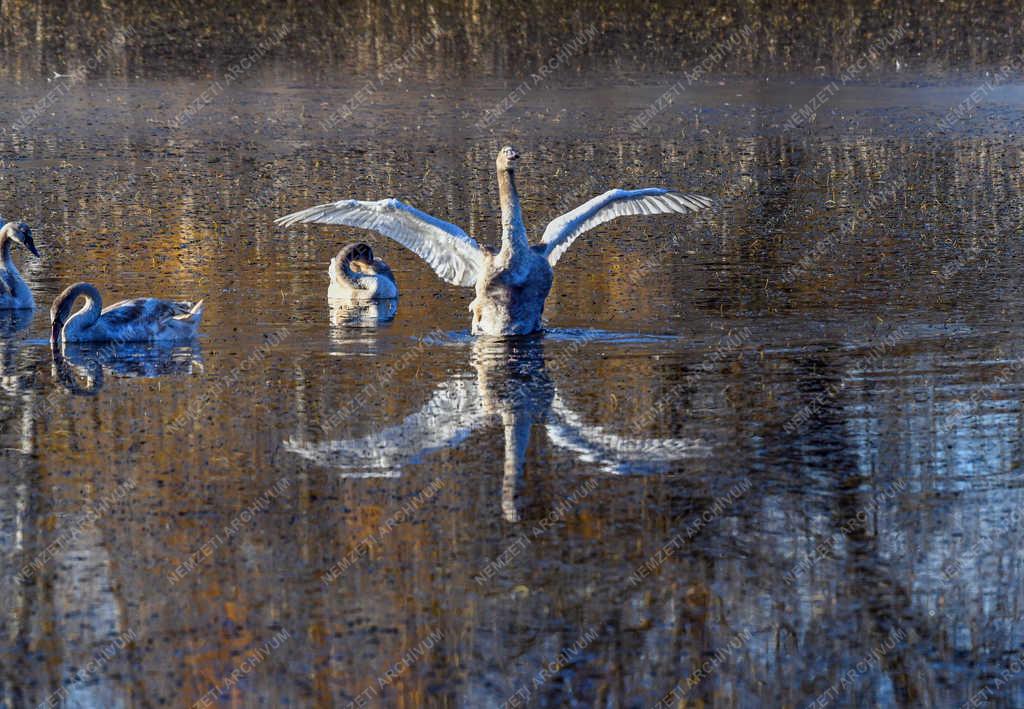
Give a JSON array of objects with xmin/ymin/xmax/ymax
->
[{"xmin": 276, "ymin": 147, "xmax": 711, "ymax": 336}]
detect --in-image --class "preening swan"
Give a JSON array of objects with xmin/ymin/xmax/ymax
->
[
  {"xmin": 276, "ymin": 146, "xmax": 711, "ymax": 336},
  {"xmin": 0, "ymin": 221, "xmax": 39, "ymax": 310},
  {"xmin": 50, "ymin": 282, "xmax": 204, "ymax": 344},
  {"xmin": 328, "ymin": 242, "xmax": 398, "ymax": 300}
]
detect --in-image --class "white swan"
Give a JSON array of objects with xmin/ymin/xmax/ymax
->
[
  {"xmin": 0, "ymin": 221, "xmax": 39, "ymax": 310},
  {"xmin": 50, "ymin": 282, "xmax": 204, "ymax": 344},
  {"xmin": 328, "ymin": 242, "xmax": 399, "ymax": 300},
  {"xmin": 276, "ymin": 146, "xmax": 711, "ymax": 336}
]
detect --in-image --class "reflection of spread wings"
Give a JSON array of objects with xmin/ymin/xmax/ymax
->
[
  {"xmin": 544, "ymin": 394, "xmax": 709, "ymax": 475},
  {"xmin": 285, "ymin": 379, "xmax": 485, "ymax": 477}
]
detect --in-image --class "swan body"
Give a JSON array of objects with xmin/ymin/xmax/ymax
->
[
  {"xmin": 50, "ymin": 282, "xmax": 204, "ymax": 344},
  {"xmin": 0, "ymin": 221, "xmax": 39, "ymax": 310},
  {"xmin": 327, "ymin": 242, "xmax": 398, "ymax": 300},
  {"xmin": 276, "ymin": 146, "xmax": 711, "ymax": 336}
]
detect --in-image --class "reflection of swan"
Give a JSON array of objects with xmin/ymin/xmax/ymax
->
[
  {"xmin": 52, "ymin": 341, "xmax": 203, "ymax": 395},
  {"xmin": 329, "ymin": 296, "xmax": 398, "ymax": 329},
  {"xmin": 286, "ymin": 337, "xmax": 707, "ymax": 518},
  {"xmin": 0, "ymin": 308, "xmax": 32, "ymax": 336},
  {"xmin": 276, "ymin": 146, "xmax": 711, "ymax": 335},
  {"xmin": 52, "ymin": 510, "xmax": 132, "ymax": 708},
  {"xmin": 0, "ymin": 221, "xmax": 39, "ymax": 310},
  {"xmin": 50, "ymin": 282, "xmax": 204, "ymax": 344},
  {"xmin": 328, "ymin": 243, "xmax": 398, "ymax": 299},
  {"xmin": 0, "ymin": 316, "xmax": 32, "ymax": 396}
]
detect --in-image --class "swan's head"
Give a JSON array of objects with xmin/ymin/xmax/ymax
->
[
  {"xmin": 50, "ymin": 282, "xmax": 96, "ymax": 344},
  {"xmin": 337, "ymin": 242, "xmax": 378, "ymax": 274},
  {"xmin": 1, "ymin": 222, "xmax": 39, "ymax": 257},
  {"xmin": 496, "ymin": 145, "xmax": 520, "ymax": 172}
]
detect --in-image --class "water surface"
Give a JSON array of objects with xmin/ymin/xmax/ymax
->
[{"xmin": 1, "ymin": 38, "xmax": 1024, "ymax": 709}]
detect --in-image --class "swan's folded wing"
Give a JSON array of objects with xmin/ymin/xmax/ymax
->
[
  {"xmin": 285, "ymin": 378, "xmax": 485, "ymax": 476},
  {"xmin": 540, "ymin": 189, "xmax": 713, "ymax": 267},
  {"xmin": 276, "ymin": 198, "xmax": 484, "ymax": 287},
  {"xmin": 544, "ymin": 394, "xmax": 709, "ymax": 475},
  {"xmin": 100, "ymin": 298, "xmax": 197, "ymax": 325}
]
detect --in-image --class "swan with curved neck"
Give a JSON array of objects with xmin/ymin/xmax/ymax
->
[
  {"xmin": 276, "ymin": 145, "xmax": 712, "ymax": 336},
  {"xmin": 50, "ymin": 282, "xmax": 204, "ymax": 344},
  {"xmin": 328, "ymin": 242, "xmax": 398, "ymax": 300},
  {"xmin": 0, "ymin": 221, "xmax": 40, "ymax": 310}
]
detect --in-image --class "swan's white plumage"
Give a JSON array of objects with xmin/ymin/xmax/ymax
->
[
  {"xmin": 0, "ymin": 221, "xmax": 38, "ymax": 311},
  {"xmin": 51, "ymin": 283, "xmax": 203, "ymax": 344},
  {"xmin": 276, "ymin": 198, "xmax": 484, "ymax": 287},
  {"xmin": 276, "ymin": 149, "xmax": 712, "ymax": 335},
  {"xmin": 540, "ymin": 189, "xmax": 713, "ymax": 266}
]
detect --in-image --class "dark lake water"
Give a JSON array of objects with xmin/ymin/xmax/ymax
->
[{"xmin": 3, "ymin": 4, "xmax": 1024, "ymax": 708}]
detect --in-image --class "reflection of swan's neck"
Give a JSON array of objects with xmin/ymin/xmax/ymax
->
[
  {"xmin": 52, "ymin": 345, "xmax": 103, "ymax": 395},
  {"xmin": 51, "ymin": 283, "xmax": 102, "ymax": 344},
  {"xmin": 497, "ymin": 168, "xmax": 528, "ymax": 256},
  {"xmin": 501, "ymin": 412, "xmax": 532, "ymax": 523}
]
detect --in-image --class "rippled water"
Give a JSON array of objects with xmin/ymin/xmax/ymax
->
[{"xmin": 2, "ymin": 23, "xmax": 1024, "ymax": 709}]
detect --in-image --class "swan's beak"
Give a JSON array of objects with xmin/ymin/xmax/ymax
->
[{"xmin": 16, "ymin": 225, "xmax": 39, "ymax": 257}]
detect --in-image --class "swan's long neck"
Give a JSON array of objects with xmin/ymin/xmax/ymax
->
[
  {"xmin": 51, "ymin": 283, "xmax": 102, "ymax": 343},
  {"xmin": 1, "ymin": 232, "xmax": 14, "ymax": 273},
  {"xmin": 0, "ymin": 232, "xmax": 18, "ymax": 286},
  {"xmin": 497, "ymin": 169, "xmax": 529, "ymax": 257},
  {"xmin": 330, "ymin": 255, "xmax": 361, "ymax": 289},
  {"xmin": 0, "ymin": 230, "xmax": 29, "ymax": 304}
]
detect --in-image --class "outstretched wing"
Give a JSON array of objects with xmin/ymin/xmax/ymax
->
[
  {"xmin": 540, "ymin": 189, "xmax": 712, "ymax": 267},
  {"xmin": 276, "ymin": 198, "xmax": 484, "ymax": 287},
  {"xmin": 544, "ymin": 394, "xmax": 708, "ymax": 474}
]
